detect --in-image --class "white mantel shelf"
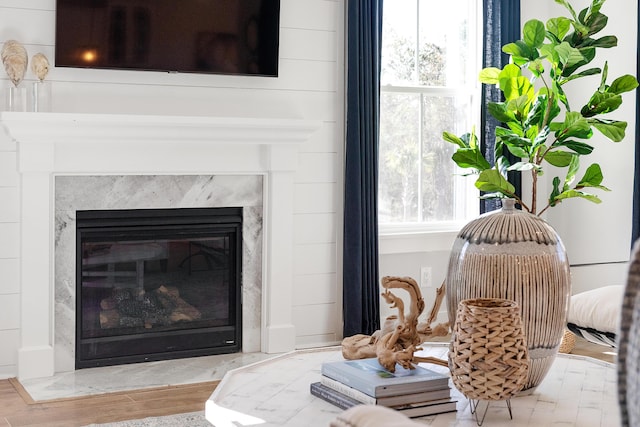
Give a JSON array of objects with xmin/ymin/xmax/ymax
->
[
  {"xmin": 1, "ymin": 111, "xmax": 321, "ymax": 380},
  {"xmin": 0, "ymin": 112, "xmax": 320, "ymax": 145}
]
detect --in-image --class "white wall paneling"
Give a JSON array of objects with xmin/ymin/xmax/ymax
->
[
  {"xmin": 0, "ymin": 0, "xmax": 346, "ymax": 379},
  {"xmin": 0, "ymin": 259, "xmax": 19, "ymax": 295}
]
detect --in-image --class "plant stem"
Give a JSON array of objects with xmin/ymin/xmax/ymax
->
[
  {"xmin": 530, "ymin": 168, "xmax": 537, "ymax": 215},
  {"xmin": 538, "ymin": 202, "xmax": 553, "ymax": 216}
]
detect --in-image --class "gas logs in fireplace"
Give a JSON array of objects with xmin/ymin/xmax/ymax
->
[{"xmin": 75, "ymin": 207, "xmax": 243, "ymax": 368}]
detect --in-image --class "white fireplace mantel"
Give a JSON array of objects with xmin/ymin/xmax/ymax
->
[{"xmin": 0, "ymin": 112, "xmax": 321, "ymax": 380}]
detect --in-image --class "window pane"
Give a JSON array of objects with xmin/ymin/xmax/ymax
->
[
  {"xmin": 417, "ymin": 1, "xmax": 471, "ymax": 87},
  {"xmin": 379, "ymin": 91, "xmax": 420, "ymax": 223},
  {"xmin": 420, "ymin": 95, "xmax": 469, "ymax": 221},
  {"xmin": 380, "ymin": 0, "xmax": 418, "ymax": 86},
  {"xmin": 381, "ymin": 0, "xmax": 473, "ymax": 87}
]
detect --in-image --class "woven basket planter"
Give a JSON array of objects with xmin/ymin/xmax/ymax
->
[{"xmin": 449, "ymin": 298, "xmax": 529, "ymax": 401}]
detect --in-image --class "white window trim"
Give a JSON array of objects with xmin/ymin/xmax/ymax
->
[{"xmin": 379, "ymin": 228, "xmax": 460, "ymax": 256}]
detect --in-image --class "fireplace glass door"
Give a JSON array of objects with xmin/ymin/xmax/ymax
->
[{"xmin": 76, "ymin": 207, "xmax": 242, "ymax": 368}]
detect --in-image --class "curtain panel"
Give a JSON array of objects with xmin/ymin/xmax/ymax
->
[{"xmin": 343, "ymin": 0, "xmax": 384, "ymax": 337}]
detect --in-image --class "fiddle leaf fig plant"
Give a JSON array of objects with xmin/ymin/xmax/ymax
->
[{"xmin": 443, "ymin": 0, "xmax": 638, "ymax": 215}]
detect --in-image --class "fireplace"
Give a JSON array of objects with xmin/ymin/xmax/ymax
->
[
  {"xmin": 75, "ymin": 207, "xmax": 243, "ymax": 368},
  {"xmin": 1, "ymin": 112, "xmax": 320, "ymax": 380}
]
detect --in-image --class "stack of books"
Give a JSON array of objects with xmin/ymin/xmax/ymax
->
[{"xmin": 310, "ymin": 357, "xmax": 457, "ymax": 418}]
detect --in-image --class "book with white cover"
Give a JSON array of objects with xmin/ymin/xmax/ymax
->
[
  {"xmin": 321, "ymin": 358, "xmax": 449, "ymax": 398},
  {"xmin": 320, "ymin": 375, "xmax": 451, "ymax": 406},
  {"xmin": 396, "ymin": 399, "xmax": 458, "ymax": 418},
  {"xmin": 310, "ymin": 382, "xmax": 458, "ymax": 417}
]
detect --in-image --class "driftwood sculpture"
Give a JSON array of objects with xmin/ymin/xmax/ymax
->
[{"xmin": 341, "ymin": 276, "xmax": 449, "ymax": 372}]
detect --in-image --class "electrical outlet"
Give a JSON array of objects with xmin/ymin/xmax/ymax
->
[{"xmin": 420, "ymin": 266, "xmax": 432, "ymax": 288}]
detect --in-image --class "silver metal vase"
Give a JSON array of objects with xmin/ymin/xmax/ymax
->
[{"xmin": 445, "ymin": 199, "xmax": 571, "ymax": 391}]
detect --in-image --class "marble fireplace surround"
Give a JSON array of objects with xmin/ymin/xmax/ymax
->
[{"xmin": 0, "ymin": 112, "xmax": 320, "ymax": 380}]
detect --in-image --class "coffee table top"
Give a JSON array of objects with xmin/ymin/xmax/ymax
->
[{"xmin": 205, "ymin": 344, "xmax": 619, "ymax": 427}]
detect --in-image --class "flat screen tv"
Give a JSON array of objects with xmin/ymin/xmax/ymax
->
[{"xmin": 55, "ymin": 0, "xmax": 280, "ymax": 77}]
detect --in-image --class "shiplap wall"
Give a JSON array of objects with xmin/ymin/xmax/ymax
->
[{"xmin": 0, "ymin": 0, "xmax": 344, "ymax": 378}]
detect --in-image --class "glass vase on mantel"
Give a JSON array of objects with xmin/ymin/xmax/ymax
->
[
  {"xmin": 4, "ymin": 83, "xmax": 27, "ymax": 111},
  {"xmin": 445, "ymin": 198, "xmax": 571, "ymax": 391},
  {"xmin": 28, "ymin": 80, "xmax": 52, "ymax": 112}
]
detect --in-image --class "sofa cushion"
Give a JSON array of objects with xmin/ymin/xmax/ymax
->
[{"xmin": 567, "ymin": 285, "xmax": 623, "ymax": 347}]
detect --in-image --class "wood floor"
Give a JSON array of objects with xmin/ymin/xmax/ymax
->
[
  {"xmin": 0, "ymin": 379, "xmax": 218, "ymax": 427},
  {"xmin": 0, "ymin": 339, "xmax": 616, "ymax": 427}
]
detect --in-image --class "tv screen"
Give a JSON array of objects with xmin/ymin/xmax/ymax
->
[{"xmin": 55, "ymin": 0, "xmax": 280, "ymax": 77}]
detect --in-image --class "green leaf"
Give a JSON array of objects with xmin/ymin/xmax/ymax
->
[
  {"xmin": 475, "ymin": 169, "xmax": 516, "ymax": 196},
  {"xmin": 547, "ymin": 17, "xmax": 571, "ymax": 40},
  {"xmin": 507, "ymin": 161, "xmax": 537, "ymax": 172},
  {"xmin": 553, "ymin": 189, "xmax": 602, "ymax": 204},
  {"xmin": 479, "ymin": 67, "xmax": 501, "ymax": 84},
  {"xmin": 583, "ymin": 0, "xmax": 606, "ymax": 26},
  {"xmin": 524, "ymin": 97, "xmax": 546, "ymax": 128},
  {"xmin": 555, "ymin": 42, "xmax": 585, "ymax": 69},
  {"xmin": 503, "ymin": 41, "xmax": 539, "ymax": 65},
  {"xmin": 580, "ymin": 92, "xmax": 622, "ymax": 117},
  {"xmin": 552, "ymin": 79, "xmax": 569, "ymax": 110},
  {"xmin": 462, "ymin": 131, "xmax": 480, "ymax": 149},
  {"xmin": 527, "ymin": 58, "xmax": 545, "ymax": 77},
  {"xmin": 554, "ymin": 111, "xmax": 593, "ymax": 141},
  {"xmin": 495, "ymin": 155, "xmax": 511, "ymax": 177},
  {"xmin": 523, "ymin": 20, "xmax": 546, "ymax": 48},
  {"xmin": 545, "ymin": 151, "xmax": 575, "ymax": 167},
  {"xmin": 562, "ymin": 47, "xmax": 596, "ymax": 77},
  {"xmin": 495, "ymin": 127, "xmax": 530, "ymax": 158},
  {"xmin": 506, "ymin": 121, "xmax": 524, "ymax": 136},
  {"xmin": 556, "ymin": 140, "xmax": 594, "ymax": 155},
  {"xmin": 452, "ymin": 148, "xmax": 492, "ymax": 171},
  {"xmin": 554, "ymin": 0, "xmax": 579, "ymax": 22},
  {"xmin": 507, "ymin": 95, "xmax": 532, "ymax": 119},
  {"xmin": 576, "ymin": 163, "xmax": 606, "ymax": 187},
  {"xmin": 591, "ymin": 119, "xmax": 627, "ymax": 142},
  {"xmin": 502, "ymin": 41, "xmax": 529, "ymax": 58},
  {"xmin": 599, "ymin": 61, "xmax": 609, "ymax": 91},
  {"xmin": 609, "ymin": 74, "xmax": 639, "ymax": 94},
  {"xmin": 564, "ymin": 154, "xmax": 580, "ymax": 188},
  {"xmin": 540, "ymin": 43, "xmax": 560, "ymax": 64},
  {"xmin": 561, "ymin": 67, "xmax": 601, "ymax": 84},
  {"xmin": 502, "ymin": 76, "xmax": 535, "ymax": 102},
  {"xmin": 498, "ymin": 64, "xmax": 522, "ymax": 82},
  {"xmin": 487, "ymin": 102, "xmax": 515, "ymax": 124},
  {"xmin": 549, "ymin": 176, "xmax": 562, "ymax": 206},
  {"xmin": 584, "ymin": 35, "xmax": 617, "ymax": 48},
  {"xmin": 442, "ymin": 131, "xmax": 467, "ymax": 148},
  {"xmin": 532, "ymin": 125, "xmax": 551, "ymax": 148}
]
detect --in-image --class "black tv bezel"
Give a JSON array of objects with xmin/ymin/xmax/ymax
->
[{"xmin": 54, "ymin": 0, "xmax": 281, "ymax": 78}]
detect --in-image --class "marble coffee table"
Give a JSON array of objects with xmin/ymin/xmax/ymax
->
[{"xmin": 205, "ymin": 344, "xmax": 619, "ymax": 427}]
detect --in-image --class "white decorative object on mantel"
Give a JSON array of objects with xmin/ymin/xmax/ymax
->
[{"xmin": 0, "ymin": 112, "xmax": 321, "ymax": 380}]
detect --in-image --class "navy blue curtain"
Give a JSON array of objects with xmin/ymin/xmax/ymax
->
[
  {"xmin": 343, "ymin": 0, "xmax": 383, "ymax": 337},
  {"xmin": 481, "ymin": 0, "xmax": 522, "ymax": 213}
]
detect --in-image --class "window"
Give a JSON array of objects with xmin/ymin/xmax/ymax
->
[{"xmin": 378, "ymin": 0, "xmax": 482, "ymax": 233}]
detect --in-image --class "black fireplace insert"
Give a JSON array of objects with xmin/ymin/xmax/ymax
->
[{"xmin": 75, "ymin": 207, "xmax": 242, "ymax": 368}]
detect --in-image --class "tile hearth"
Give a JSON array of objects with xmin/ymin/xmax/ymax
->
[{"xmin": 18, "ymin": 351, "xmax": 279, "ymax": 402}]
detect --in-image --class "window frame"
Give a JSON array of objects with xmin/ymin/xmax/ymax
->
[{"xmin": 378, "ymin": 0, "xmax": 483, "ymax": 237}]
